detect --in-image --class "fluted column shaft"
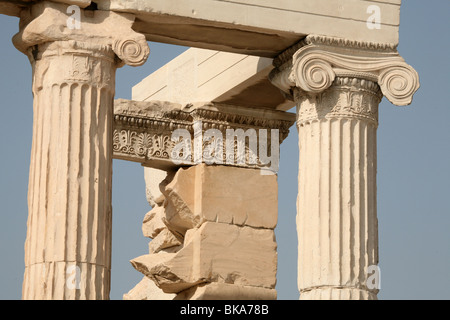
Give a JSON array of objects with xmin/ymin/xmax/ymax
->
[
  {"xmin": 23, "ymin": 41, "xmax": 116, "ymax": 299},
  {"xmin": 295, "ymin": 78, "xmax": 381, "ymax": 299}
]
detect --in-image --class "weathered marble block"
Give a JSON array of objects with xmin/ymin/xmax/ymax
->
[
  {"xmin": 131, "ymin": 221, "xmax": 277, "ymax": 293},
  {"xmin": 163, "ymin": 163, "xmax": 278, "ymax": 234}
]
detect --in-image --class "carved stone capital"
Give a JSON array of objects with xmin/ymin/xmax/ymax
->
[
  {"xmin": 12, "ymin": 1, "xmax": 149, "ymax": 67},
  {"xmin": 269, "ymin": 35, "xmax": 420, "ymax": 106}
]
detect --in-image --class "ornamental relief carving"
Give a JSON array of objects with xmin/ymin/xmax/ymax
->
[
  {"xmin": 113, "ymin": 130, "xmax": 175, "ymax": 161},
  {"xmin": 68, "ymin": 55, "xmax": 92, "ymax": 82},
  {"xmin": 113, "ymin": 123, "xmax": 279, "ymax": 168},
  {"xmin": 295, "ymin": 77, "xmax": 381, "ymax": 126},
  {"xmin": 31, "ymin": 41, "xmax": 117, "ymax": 90},
  {"xmin": 113, "ymin": 100, "xmax": 295, "ymax": 169},
  {"xmin": 67, "ymin": 54, "xmax": 114, "ymax": 86}
]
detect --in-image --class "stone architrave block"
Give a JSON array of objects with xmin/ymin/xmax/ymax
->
[
  {"xmin": 130, "ymin": 222, "xmax": 277, "ymax": 294},
  {"xmin": 163, "ymin": 163, "xmax": 278, "ymax": 234}
]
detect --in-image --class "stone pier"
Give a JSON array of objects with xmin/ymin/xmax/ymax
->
[
  {"xmin": 113, "ymin": 97, "xmax": 295, "ymax": 300},
  {"xmin": 132, "ymin": 164, "xmax": 279, "ymax": 300}
]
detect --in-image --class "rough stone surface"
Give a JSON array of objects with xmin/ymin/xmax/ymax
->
[
  {"xmin": 144, "ymin": 167, "xmax": 170, "ymax": 207},
  {"xmin": 148, "ymin": 228, "xmax": 183, "ymax": 254},
  {"xmin": 131, "ymin": 222, "xmax": 277, "ymax": 294},
  {"xmin": 142, "ymin": 206, "xmax": 167, "ymax": 239}
]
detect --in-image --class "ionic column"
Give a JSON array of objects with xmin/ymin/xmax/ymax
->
[
  {"xmin": 295, "ymin": 78, "xmax": 381, "ymax": 299},
  {"xmin": 270, "ymin": 35, "xmax": 420, "ymax": 300},
  {"xmin": 12, "ymin": 2, "xmax": 149, "ymax": 299}
]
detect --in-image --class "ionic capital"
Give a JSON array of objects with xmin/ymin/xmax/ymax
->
[
  {"xmin": 12, "ymin": 1, "xmax": 149, "ymax": 67},
  {"xmin": 269, "ymin": 35, "xmax": 420, "ymax": 106}
]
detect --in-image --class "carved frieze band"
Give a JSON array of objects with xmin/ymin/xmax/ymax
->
[
  {"xmin": 269, "ymin": 35, "xmax": 420, "ymax": 106},
  {"xmin": 112, "ymin": 99, "xmax": 296, "ymax": 169}
]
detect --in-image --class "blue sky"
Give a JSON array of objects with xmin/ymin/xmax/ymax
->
[{"xmin": 0, "ymin": 0, "xmax": 449, "ymax": 300}]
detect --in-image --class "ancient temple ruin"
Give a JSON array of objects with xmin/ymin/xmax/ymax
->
[{"xmin": 0, "ymin": 0, "xmax": 419, "ymax": 300}]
